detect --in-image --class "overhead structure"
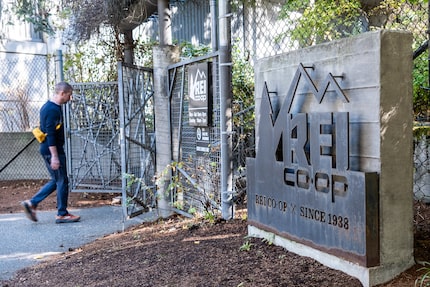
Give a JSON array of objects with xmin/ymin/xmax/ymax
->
[{"xmin": 119, "ymin": 0, "xmax": 158, "ymax": 32}]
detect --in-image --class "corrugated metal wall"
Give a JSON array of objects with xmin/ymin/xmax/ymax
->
[{"xmin": 135, "ymin": 0, "xmax": 212, "ymax": 46}]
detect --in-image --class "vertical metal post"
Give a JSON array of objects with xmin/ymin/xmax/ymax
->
[
  {"xmin": 210, "ymin": 0, "xmax": 219, "ymax": 154},
  {"xmin": 219, "ymin": 0, "xmax": 234, "ymax": 219},
  {"xmin": 158, "ymin": 0, "xmax": 172, "ymax": 46},
  {"xmin": 56, "ymin": 49, "xmax": 73, "ymax": 193},
  {"xmin": 55, "ymin": 49, "xmax": 64, "ymax": 82},
  {"xmin": 117, "ymin": 61, "xmax": 128, "ymax": 220},
  {"xmin": 210, "ymin": 0, "xmax": 218, "ymax": 51}
]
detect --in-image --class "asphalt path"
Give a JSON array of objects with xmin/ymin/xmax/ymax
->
[{"xmin": 0, "ymin": 206, "xmax": 158, "ymax": 281}]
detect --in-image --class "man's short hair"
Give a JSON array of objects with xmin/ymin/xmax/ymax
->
[{"xmin": 55, "ymin": 82, "xmax": 73, "ymax": 94}]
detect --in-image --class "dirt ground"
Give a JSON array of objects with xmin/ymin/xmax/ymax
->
[{"xmin": 0, "ymin": 180, "xmax": 429, "ymax": 287}]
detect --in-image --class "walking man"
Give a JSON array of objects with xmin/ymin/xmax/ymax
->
[{"xmin": 22, "ymin": 82, "xmax": 80, "ymax": 223}]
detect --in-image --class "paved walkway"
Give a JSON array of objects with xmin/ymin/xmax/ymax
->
[{"xmin": 0, "ymin": 206, "xmax": 158, "ymax": 281}]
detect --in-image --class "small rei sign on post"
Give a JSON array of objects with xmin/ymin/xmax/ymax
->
[{"xmin": 188, "ymin": 62, "xmax": 212, "ymax": 127}]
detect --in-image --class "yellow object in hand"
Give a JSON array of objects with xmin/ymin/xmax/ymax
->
[{"xmin": 32, "ymin": 127, "xmax": 47, "ymax": 143}]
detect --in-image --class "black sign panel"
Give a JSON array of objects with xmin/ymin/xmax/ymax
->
[
  {"xmin": 188, "ymin": 62, "xmax": 212, "ymax": 127},
  {"xmin": 196, "ymin": 127, "xmax": 210, "ymax": 156},
  {"xmin": 247, "ymin": 64, "xmax": 379, "ymax": 267}
]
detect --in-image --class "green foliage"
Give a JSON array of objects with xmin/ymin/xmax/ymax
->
[
  {"xmin": 188, "ymin": 206, "xmax": 197, "ymax": 215},
  {"xmin": 173, "ymin": 201, "xmax": 184, "ymax": 210},
  {"xmin": 203, "ymin": 210, "xmax": 216, "ymax": 224},
  {"xmin": 278, "ymin": 0, "xmax": 363, "ymax": 47},
  {"xmin": 278, "ymin": 0, "xmax": 429, "ymax": 119},
  {"xmin": 134, "ymin": 39, "xmax": 158, "ymax": 67},
  {"xmin": 231, "ymin": 40, "xmax": 256, "ymax": 168},
  {"xmin": 123, "ymin": 173, "xmax": 156, "ymax": 209},
  {"xmin": 414, "ymin": 125, "xmax": 430, "ymax": 139},
  {"xmin": 63, "ymin": 34, "xmax": 119, "ymax": 82},
  {"xmin": 371, "ymin": 0, "xmax": 428, "ymax": 35},
  {"xmin": 13, "ymin": 0, "xmax": 55, "ymax": 35},
  {"xmin": 413, "ymin": 55, "xmax": 430, "ymax": 119},
  {"xmin": 373, "ymin": 0, "xmax": 429, "ymax": 119},
  {"xmin": 165, "ymin": 161, "xmax": 184, "ymax": 193},
  {"xmin": 156, "ymin": 161, "xmax": 188, "ymax": 212},
  {"xmin": 180, "ymin": 42, "xmax": 211, "ymax": 58},
  {"xmin": 239, "ymin": 239, "xmax": 253, "ymax": 251},
  {"xmin": 232, "ymin": 40, "xmax": 255, "ymax": 126},
  {"xmin": 416, "ymin": 262, "xmax": 430, "ymax": 286}
]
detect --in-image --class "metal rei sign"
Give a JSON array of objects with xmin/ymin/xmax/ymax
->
[
  {"xmin": 188, "ymin": 62, "xmax": 212, "ymax": 127},
  {"xmin": 247, "ymin": 63, "xmax": 379, "ymax": 267}
]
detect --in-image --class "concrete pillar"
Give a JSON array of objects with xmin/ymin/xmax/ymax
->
[
  {"xmin": 376, "ymin": 30, "xmax": 414, "ymax": 283},
  {"xmin": 153, "ymin": 45, "xmax": 180, "ymax": 218}
]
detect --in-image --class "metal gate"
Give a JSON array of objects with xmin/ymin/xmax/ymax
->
[
  {"xmin": 66, "ymin": 82, "xmax": 122, "ymax": 192},
  {"xmin": 168, "ymin": 54, "xmax": 222, "ymax": 214},
  {"xmin": 66, "ymin": 63, "xmax": 155, "ymax": 218},
  {"xmin": 118, "ymin": 63, "xmax": 156, "ymax": 217}
]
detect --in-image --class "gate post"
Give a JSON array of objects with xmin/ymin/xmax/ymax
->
[
  {"xmin": 219, "ymin": 0, "xmax": 234, "ymax": 220},
  {"xmin": 153, "ymin": 45, "xmax": 180, "ymax": 218}
]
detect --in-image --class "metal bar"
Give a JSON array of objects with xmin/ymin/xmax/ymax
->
[
  {"xmin": 218, "ymin": 0, "xmax": 234, "ymax": 220},
  {"xmin": 118, "ymin": 61, "xmax": 128, "ymax": 219},
  {"xmin": 72, "ymin": 188, "xmax": 122, "ymax": 193},
  {"xmin": 167, "ymin": 51, "xmax": 220, "ymax": 70},
  {"xmin": 413, "ymin": 40, "xmax": 428, "ymax": 60},
  {"xmin": 177, "ymin": 66, "xmax": 186, "ymax": 162},
  {"xmin": 234, "ymin": 105, "xmax": 255, "ymax": 116},
  {"xmin": 158, "ymin": 0, "xmax": 172, "ymax": 46},
  {"xmin": 0, "ymin": 138, "xmax": 36, "ymax": 173}
]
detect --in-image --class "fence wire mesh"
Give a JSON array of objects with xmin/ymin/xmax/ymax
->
[
  {"xmin": 119, "ymin": 63, "xmax": 156, "ymax": 217},
  {"xmin": 230, "ymin": 0, "xmax": 430, "ymax": 203},
  {"xmin": 66, "ymin": 82, "xmax": 122, "ymax": 192},
  {"xmin": 1, "ymin": 0, "xmax": 430, "ymax": 205},
  {"xmin": 232, "ymin": 1, "xmax": 428, "ymax": 60},
  {"xmin": 169, "ymin": 56, "xmax": 221, "ymax": 214},
  {"xmin": 0, "ymin": 54, "xmax": 49, "ymax": 132},
  {"xmin": 0, "ymin": 51, "xmax": 57, "ymax": 180},
  {"xmin": 414, "ymin": 135, "xmax": 430, "ymax": 202}
]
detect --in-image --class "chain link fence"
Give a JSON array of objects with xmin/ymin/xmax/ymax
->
[
  {"xmin": 1, "ymin": 0, "xmax": 430, "ymax": 204},
  {"xmin": 168, "ymin": 56, "xmax": 222, "ymax": 214},
  {"xmin": 230, "ymin": 0, "xmax": 430, "ymax": 203},
  {"xmin": 232, "ymin": 1, "xmax": 428, "ymax": 60},
  {"xmin": 0, "ymin": 54, "xmax": 50, "ymax": 132},
  {"xmin": 0, "ymin": 51, "xmax": 57, "ymax": 180}
]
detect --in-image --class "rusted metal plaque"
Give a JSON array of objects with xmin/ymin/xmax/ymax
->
[{"xmin": 247, "ymin": 65, "xmax": 379, "ymax": 267}]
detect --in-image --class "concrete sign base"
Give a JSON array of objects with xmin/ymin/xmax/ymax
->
[{"xmin": 248, "ymin": 225, "xmax": 414, "ymax": 287}]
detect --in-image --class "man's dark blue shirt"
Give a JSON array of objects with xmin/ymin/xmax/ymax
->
[{"xmin": 39, "ymin": 101, "xmax": 65, "ymax": 155}]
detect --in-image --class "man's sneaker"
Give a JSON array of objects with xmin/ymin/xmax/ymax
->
[
  {"xmin": 55, "ymin": 213, "xmax": 81, "ymax": 224},
  {"xmin": 21, "ymin": 200, "xmax": 38, "ymax": 222}
]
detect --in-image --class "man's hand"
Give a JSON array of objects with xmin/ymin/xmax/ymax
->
[
  {"xmin": 48, "ymin": 146, "xmax": 60, "ymax": 170},
  {"xmin": 50, "ymin": 155, "xmax": 60, "ymax": 170}
]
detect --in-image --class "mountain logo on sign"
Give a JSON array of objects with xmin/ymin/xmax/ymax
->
[{"xmin": 189, "ymin": 69, "xmax": 207, "ymax": 102}]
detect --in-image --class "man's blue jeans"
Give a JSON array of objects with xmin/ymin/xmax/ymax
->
[{"xmin": 30, "ymin": 154, "xmax": 69, "ymax": 216}]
